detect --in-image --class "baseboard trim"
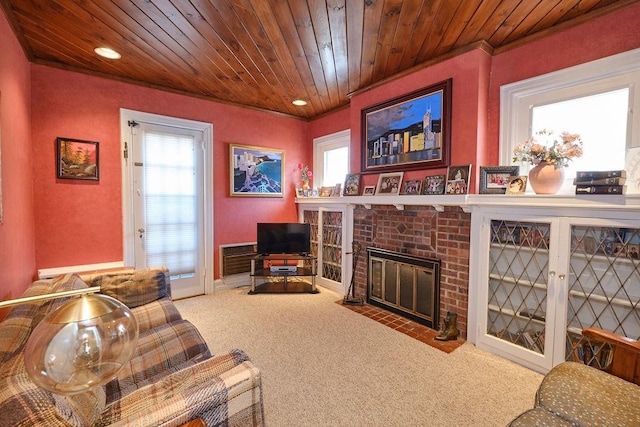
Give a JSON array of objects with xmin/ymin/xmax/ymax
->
[{"xmin": 38, "ymin": 261, "xmax": 127, "ymax": 279}]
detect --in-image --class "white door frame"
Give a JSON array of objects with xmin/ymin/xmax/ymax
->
[{"xmin": 120, "ymin": 109, "xmax": 214, "ymax": 294}]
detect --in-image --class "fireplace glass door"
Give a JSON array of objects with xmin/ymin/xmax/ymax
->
[{"xmin": 368, "ymin": 248, "xmax": 440, "ymax": 328}]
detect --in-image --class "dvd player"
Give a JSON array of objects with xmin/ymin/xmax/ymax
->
[{"xmin": 270, "ymin": 266, "xmax": 297, "ymax": 273}]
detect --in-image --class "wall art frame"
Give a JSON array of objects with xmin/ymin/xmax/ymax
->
[
  {"xmin": 479, "ymin": 166, "xmax": 520, "ymax": 194},
  {"xmin": 56, "ymin": 137, "xmax": 99, "ymax": 180},
  {"xmin": 230, "ymin": 143, "xmax": 284, "ymax": 197},
  {"xmin": 361, "ymin": 79, "xmax": 452, "ymax": 174}
]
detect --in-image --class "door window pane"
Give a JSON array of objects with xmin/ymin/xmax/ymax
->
[{"xmin": 144, "ymin": 131, "xmax": 197, "ymax": 276}]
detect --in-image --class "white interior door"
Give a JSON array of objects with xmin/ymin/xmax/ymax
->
[{"xmin": 127, "ymin": 119, "xmax": 207, "ymax": 299}]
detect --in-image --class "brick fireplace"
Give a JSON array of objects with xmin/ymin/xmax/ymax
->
[{"xmin": 351, "ymin": 205, "xmax": 471, "ymax": 339}]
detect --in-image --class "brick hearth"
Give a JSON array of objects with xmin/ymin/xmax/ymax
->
[
  {"xmin": 339, "ymin": 301, "xmax": 464, "ymax": 353},
  {"xmin": 351, "ymin": 205, "xmax": 471, "ymax": 339}
]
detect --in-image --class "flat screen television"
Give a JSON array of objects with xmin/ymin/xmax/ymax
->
[{"xmin": 257, "ymin": 222, "xmax": 311, "ymax": 255}]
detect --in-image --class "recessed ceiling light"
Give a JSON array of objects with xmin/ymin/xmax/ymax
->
[
  {"xmin": 94, "ymin": 47, "xmax": 121, "ymax": 59},
  {"xmin": 292, "ymin": 99, "xmax": 307, "ymax": 106}
]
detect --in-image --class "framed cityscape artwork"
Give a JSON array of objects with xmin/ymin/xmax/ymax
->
[{"xmin": 361, "ymin": 79, "xmax": 451, "ymax": 174}]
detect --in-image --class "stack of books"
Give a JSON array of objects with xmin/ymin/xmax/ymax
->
[{"xmin": 574, "ymin": 170, "xmax": 626, "ymax": 194}]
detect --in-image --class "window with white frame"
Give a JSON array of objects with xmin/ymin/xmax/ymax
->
[
  {"xmin": 500, "ymin": 48, "xmax": 640, "ymax": 194},
  {"xmin": 313, "ymin": 129, "xmax": 350, "ymax": 189}
]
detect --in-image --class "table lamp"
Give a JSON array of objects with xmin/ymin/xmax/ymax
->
[{"xmin": 0, "ymin": 287, "xmax": 138, "ymax": 395}]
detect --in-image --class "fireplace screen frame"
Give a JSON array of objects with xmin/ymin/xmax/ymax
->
[{"xmin": 367, "ymin": 247, "xmax": 441, "ymax": 330}]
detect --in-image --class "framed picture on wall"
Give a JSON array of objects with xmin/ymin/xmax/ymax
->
[
  {"xmin": 361, "ymin": 79, "xmax": 452, "ymax": 174},
  {"xmin": 56, "ymin": 137, "xmax": 99, "ymax": 180},
  {"xmin": 230, "ymin": 143, "xmax": 284, "ymax": 197}
]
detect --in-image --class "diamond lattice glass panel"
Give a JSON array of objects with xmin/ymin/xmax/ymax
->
[
  {"xmin": 321, "ymin": 211, "xmax": 342, "ymax": 282},
  {"xmin": 487, "ymin": 220, "xmax": 550, "ymax": 354},
  {"xmin": 303, "ymin": 211, "xmax": 319, "ymax": 258},
  {"xmin": 566, "ymin": 225, "xmax": 640, "ymax": 361}
]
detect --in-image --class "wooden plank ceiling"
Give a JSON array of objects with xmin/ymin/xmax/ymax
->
[{"xmin": 1, "ymin": 0, "xmax": 635, "ymax": 119}]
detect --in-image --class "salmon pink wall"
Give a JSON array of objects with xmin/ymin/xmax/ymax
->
[
  {"xmin": 0, "ymin": 9, "xmax": 37, "ymax": 313},
  {"xmin": 308, "ymin": 106, "xmax": 350, "ymax": 141},
  {"xmin": 31, "ymin": 66, "xmax": 307, "ymax": 277},
  {"xmin": 348, "ymin": 48, "xmax": 492, "ymax": 192},
  {"xmin": 487, "ymin": 3, "xmax": 640, "ymax": 165},
  {"xmin": 309, "ymin": 4, "xmax": 640, "ymax": 192}
]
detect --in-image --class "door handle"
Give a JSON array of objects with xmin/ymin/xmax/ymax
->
[{"xmin": 138, "ymin": 228, "xmax": 145, "ymax": 239}]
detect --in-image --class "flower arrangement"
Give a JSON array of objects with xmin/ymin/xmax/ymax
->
[
  {"xmin": 512, "ymin": 129, "xmax": 584, "ymax": 167},
  {"xmin": 298, "ymin": 163, "xmax": 313, "ymax": 187}
]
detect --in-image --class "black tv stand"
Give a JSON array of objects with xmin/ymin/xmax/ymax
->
[{"xmin": 249, "ymin": 254, "xmax": 318, "ymax": 294}]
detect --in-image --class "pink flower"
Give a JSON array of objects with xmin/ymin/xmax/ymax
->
[{"xmin": 513, "ymin": 130, "xmax": 583, "ymax": 167}]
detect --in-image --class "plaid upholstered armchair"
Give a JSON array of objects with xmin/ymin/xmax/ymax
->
[
  {"xmin": 0, "ymin": 267, "xmax": 265, "ymax": 426},
  {"xmin": 508, "ymin": 327, "xmax": 640, "ymax": 426}
]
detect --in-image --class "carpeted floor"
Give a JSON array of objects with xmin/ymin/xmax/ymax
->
[{"xmin": 175, "ymin": 286, "xmax": 543, "ymax": 426}]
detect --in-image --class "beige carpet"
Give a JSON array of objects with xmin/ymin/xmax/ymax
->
[{"xmin": 174, "ymin": 286, "xmax": 543, "ymax": 426}]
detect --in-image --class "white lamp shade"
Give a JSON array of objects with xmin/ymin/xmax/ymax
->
[{"xmin": 24, "ymin": 293, "xmax": 138, "ymax": 395}]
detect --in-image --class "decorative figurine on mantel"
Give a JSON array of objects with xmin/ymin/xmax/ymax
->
[
  {"xmin": 298, "ymin": 163, "xmax": 313, "ymax": 191},
  {"xmin": 435, "ymin": 311, "xmax": 460, "ymax": 341}
]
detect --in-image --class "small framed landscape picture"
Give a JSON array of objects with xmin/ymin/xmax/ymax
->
[
  {"xmin": 479, "ymin": 166, "xmax": 520, "ymax": 194},
  {"xmin": 343, "ymin": 173, "xmax": 361, "ymax": 196},
  {"xmin": 506, "ymin": 176, "xmax": 528, "ymax": 195},
  {"xmin": 400, "ymin": 179, "xmax": 422, "ymax": 195},
  {"xmin": 363, "ymin": 185, "xmax": 376, "ymax": 195},
  {"xmin": 445, "ymin": 165, "xmax": 471, "ymax": 195},
  {"xmin": 56, "ymin": 137, "xmax": 99, "ymax": 180},
  {"xmin": 375, "ymin": 172, "xmax": 404, "ymax": 195},
  {"xmin": 423, "ymin": 174, "xmax": 445, "ymax": 195}
]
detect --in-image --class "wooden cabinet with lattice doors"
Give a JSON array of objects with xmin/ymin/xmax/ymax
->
[
  {"xmin": 471, "ymin": 207, "xmax": 640, "ymax": 374},
  {"xmin": 298, "ymin": 204, "xmax": 354, "ymax": 295}
]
